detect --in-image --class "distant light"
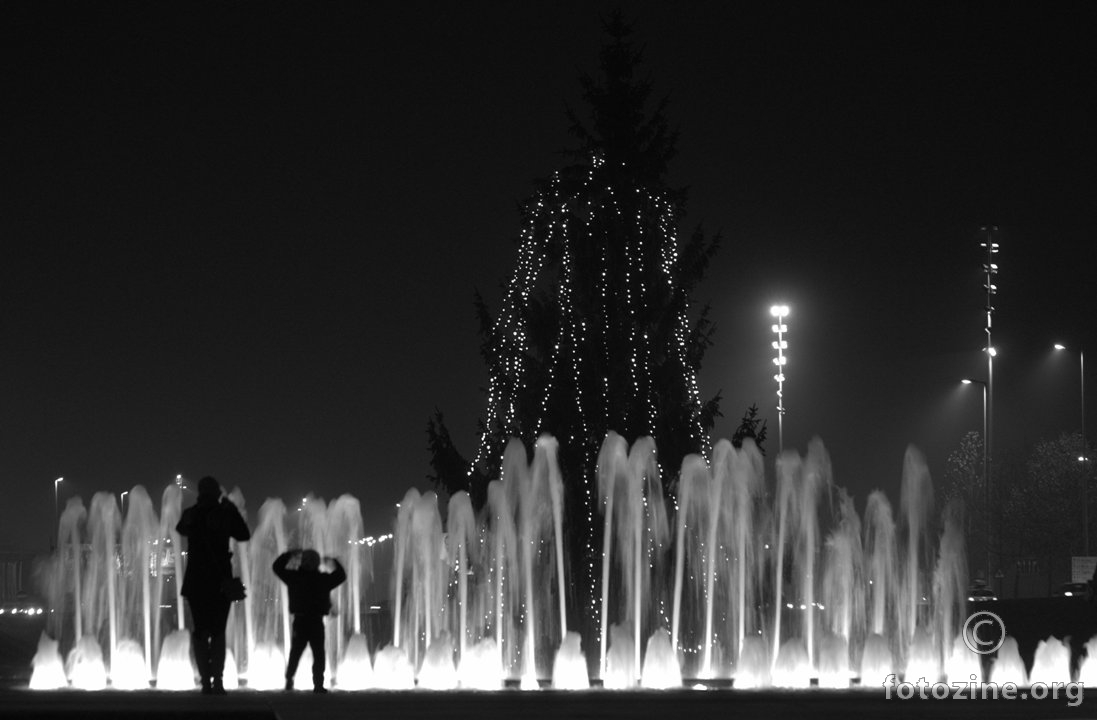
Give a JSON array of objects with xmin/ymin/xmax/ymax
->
[
  {"xmin": 770, "ymin": 305, "xmax": 789, "ymax": 318},
  {"xmin": 986, "ymin": 347, "xmax": 997, "ymax": 357},
  {"xmin": 961, "ymin": 379, "xmax": 972, "ymax": 385},
  {"xmin": 1065, "ymin": 591, "xmax": 1074, "ymax": 597},
  {"xmin": 1080, "ymin": 456, "xmax": 1089, "ymax": 463},
  {"xmin": 1054, "ymin": 343, "xmax": 1066, "ymax": 351}
]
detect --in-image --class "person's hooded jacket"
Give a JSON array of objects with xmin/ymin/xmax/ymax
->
[{"xmin": 273, "ymin": 552, "xmax": 347, "ymax": 615}]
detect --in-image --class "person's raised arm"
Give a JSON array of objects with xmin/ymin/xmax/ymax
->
[
  {"xmin": 273, "ymin": 550, "xmax": 295, "ymax": 582},
  {"xmin": 325, "ymin": 557, "xmax": 347, "ymax": 589},
  {"xmin": 175, "ymin": 507, "xmax": 194, "ymax": 537},
  {"xmin": 223, "ymin": 498, "xmax": 251, "ymax": 542}
]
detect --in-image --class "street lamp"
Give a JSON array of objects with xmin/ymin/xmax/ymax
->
[
  {"xmin": 53, "ymin": 477, "xmax": 63, "ymax": 550},
  {"xmin": 1054, "ymin": 342, "xmax": 1088, "ymax": 553},
  {"xmin": 979, "ymin": 226, "xmax": 999, "ymax": 574},
  {"xmin": 770, "ymin": 304, "xmax": 790, "ymax": 454},
  {"xmin": 120, "ymin": 490, "xmax": 129, "ymax": 514},
  {"xmin": 962, "ymin": 379, "xmax": 989, "ymax": 578}
]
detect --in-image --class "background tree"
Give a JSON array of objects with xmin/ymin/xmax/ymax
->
[
  {"xmin": 731, "ymin": 403, "xmax": 768, "ymax": 453},
  {"xmin": 1002, "ymin": 432, "xmax": 1091, "ymax": 592},
  {"xmin": 427, "ymin": 13, "xmax": 721, "ymax": 636},
  {"xmin": 940, "ymin": 430, "xmax": 988, "ymax": 579}
]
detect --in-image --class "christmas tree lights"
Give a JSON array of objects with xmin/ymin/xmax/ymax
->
[{"xmin": 428, "ymin": 13, "xmax": 721, "ymax": 640}]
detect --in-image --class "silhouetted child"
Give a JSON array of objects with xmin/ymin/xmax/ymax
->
[{"xmin": 273, "ymin": 549, "xmax": 346, "ymax": 692}]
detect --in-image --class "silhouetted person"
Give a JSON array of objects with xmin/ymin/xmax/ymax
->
[
  {"xmin": 273, "ymin": 549, "xmax": 346, "ymax": 692},
  {"xmin": 176, "ymin": 476, "xmax": 250, "ymax": 694}
]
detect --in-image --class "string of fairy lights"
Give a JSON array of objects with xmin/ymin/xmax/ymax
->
[{"xmin": 470, "ymin": 154, "xmax": 711, "ymax": 623}]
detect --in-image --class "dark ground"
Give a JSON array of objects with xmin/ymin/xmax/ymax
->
[{"xmin": 0, "ymin": 687, "xmax": 1094, "ymax": 720}]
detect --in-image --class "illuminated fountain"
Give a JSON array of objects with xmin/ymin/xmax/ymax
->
[
  {"xmin": 35, "ymin": 431, "xmax": 1053, "ymax": 693},
  {"xmin": 860, "ymin": 489, "xmax": 898, "ymax": 683},
  {"xmin": 599, "ymin": 433, "xmax": 669, "ymax": 687},
  {"xmin": 37, "ymin": 480, "xmax": 374, "ymax": 692},
  {"xmin": 246, "ymin": 497, "xmax": 290, "ymax": 690},
  {"xmin": 152, "ymin": 482, "xmax": 190, "ymax": 689}
]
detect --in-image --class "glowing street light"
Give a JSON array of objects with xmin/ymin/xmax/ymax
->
[
  {"xmin": 770, "ymin": 304, "xmax": 790, "ymax": 454},
  {"xmin": 1054, "ymin": 342, "xmax": 1088, "ymax": 553},
  {"xmin": 53, "ymin": 477, "xmax": 63, "ymax": 549},
  {"xmin": 120, "ymin": 490, "xmax": 129, "ymax": 513}
]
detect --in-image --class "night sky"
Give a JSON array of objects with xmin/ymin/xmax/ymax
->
[{"xmin": 3, "ymin": 2, "xmax": 1095, "ymax": 553}]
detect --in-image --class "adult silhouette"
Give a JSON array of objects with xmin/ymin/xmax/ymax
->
[{"xmin": 176, "ymin": 476, "xmax": 250, "ymax": 694}]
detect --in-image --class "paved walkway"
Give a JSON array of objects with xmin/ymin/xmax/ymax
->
[{"xmin": 0, "ymin": 687, "xmax": 1093, "ymax": 720}]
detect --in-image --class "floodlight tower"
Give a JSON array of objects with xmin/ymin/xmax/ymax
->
[
  {"xmin": 771, "ymin": 304, "xmax": 790, "ymax": 454},
  {"xmin": 980, "ymin": 226, "xmax": 999, "ymax": 571}
]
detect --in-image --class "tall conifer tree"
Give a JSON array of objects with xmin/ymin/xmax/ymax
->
[{"xmin": 428, "ymin": 13, "xmax": 721, "ymax": 635}]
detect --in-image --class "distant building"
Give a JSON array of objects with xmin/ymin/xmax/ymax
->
[{"xmin": 0, "ymin": 551, "xmax": 36, "ymax": 601}]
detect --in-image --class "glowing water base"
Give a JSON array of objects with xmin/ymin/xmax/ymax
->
[{"xmin": 29, "ymin": 434, "xmax": 1087, "ymax": 690}]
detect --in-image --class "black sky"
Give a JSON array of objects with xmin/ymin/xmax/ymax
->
[{"xmin": 3, "ymin": 1, "xmax": 1095, "ymax": 552}]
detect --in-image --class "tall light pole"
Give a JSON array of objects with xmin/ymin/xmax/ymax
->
[
  {"xmin": 962, "ymin": 379, "xmax": 989, "ymax": 578},
  {"xmin": 770, "ymin": 304, "xmax": 790, "ymax": 454},
  {"xmin": 980, "ymin": 226, "xmax": 999, "ymax": 573},
  {"xmin": 1054, "ymin": 342, "xmax": 1088, "ymax": 553},
  {"xmin": 53, "ymin": 477, "xmax": 63, "ymax": 550},
  {"xmin": 120, "ymin": 490, "xmax": 129, "ymax": 514}
]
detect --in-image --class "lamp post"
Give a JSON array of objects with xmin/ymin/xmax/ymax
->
[
  {"xmin": 53, "ymin": 477, "xmax": 63, "ymax": 550},
  {"xmin": 962, "ymin": 379, "xmax": 989, "ymax": 578},
  {"xmin": 120, "ymin": 490, "xmax": 129, "ymax": 514},
  {"xmin": 770, "ymin": 304, "xmax": 790, "ymax": 454},
  {"xmin": 980, "ymin": 226, "xmax": 999, "ymax": 574},
  {"xmin": 1054, "ymin": 342, "xmax": 1088, "ymax": 553}
]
